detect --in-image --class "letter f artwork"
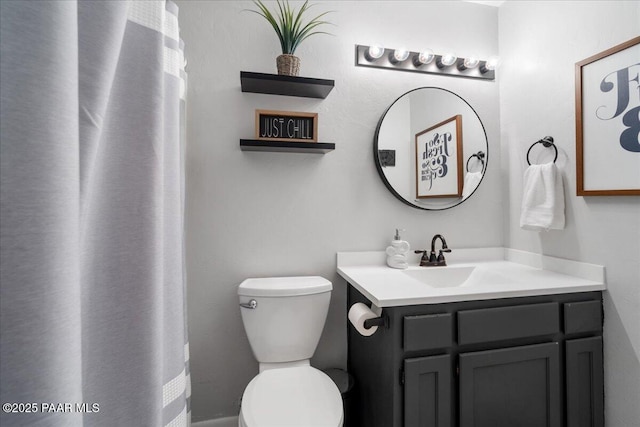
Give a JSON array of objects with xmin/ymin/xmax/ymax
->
[
  {"xmin": 577, "ymin": 37, "xmax": 640, "ymax": 195},
  {"xmin": 597, "ymin": 63, "xmax": 640, "ymax": 153}
]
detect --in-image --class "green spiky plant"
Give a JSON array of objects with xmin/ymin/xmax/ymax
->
[{"xmin": 248, "ymin": 0, "xmax": 333, "ymax": 55}]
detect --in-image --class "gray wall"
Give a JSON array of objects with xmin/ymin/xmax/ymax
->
[
  {"xmin": 498, "ymin": 1, "xmax": 640, "ymax": 426},
  {"xmin": 178, "ymin": 1, "xmax": 501, "ymax": 421}
]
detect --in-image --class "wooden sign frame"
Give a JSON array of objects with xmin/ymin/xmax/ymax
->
[
  {"xmin": 415, "ymin": 115, "xmax": 464, "ymax": 199},
  {"xmin": 255, "ymin": 109, "xmax": 318, "ymax": 142},
  {"xmin": 575, "ymin": 36, "xmax": 640, "ymax": 196}
]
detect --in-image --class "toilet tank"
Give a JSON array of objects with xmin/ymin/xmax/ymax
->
[{"xmin": 238, "ymin": 276, "xmax": 332, "ymax": 363}]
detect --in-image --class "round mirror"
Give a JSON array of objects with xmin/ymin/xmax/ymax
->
[{"xmin": 374, "ymin": 87, "xmax": 488, "ymax": 210}]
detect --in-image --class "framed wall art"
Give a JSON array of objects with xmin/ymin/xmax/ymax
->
[
  {"xmin": 575, "ymin": 36, "xmax": 640, "ymax": 196},
  {"xmin": 415, "ymin": 115, "xmax": 463, "ymax": 198}
]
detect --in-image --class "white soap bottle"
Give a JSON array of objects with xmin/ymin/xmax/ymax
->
[{"xmin": 386, "ymin": 229, "xmax": 410, "ymax": 269}]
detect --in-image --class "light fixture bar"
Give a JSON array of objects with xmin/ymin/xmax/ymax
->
[{"xmin": 355, "ymin": 45, "xmax": 495, "ymax": 81}]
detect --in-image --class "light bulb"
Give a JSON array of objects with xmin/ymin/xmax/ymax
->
[
  {"xmin": 481, "ymin": 56, "xmax": 500, "ymax": 73},
  {"xmin": 438, "ymin": 53, "xmax": 457, "ymax": 68},
  {"xmin": 391, "ymin": 48, "xmax": 410, "ymax": 63},
  {"xmin": 413, "ymin": 49, "xmax": 435, "ymax": 66},
  {"xmin": 366, "ymin": 45, "xmax": 385, "ymax": 61},
  {"xmin": 463, "ymin": 56, "xmax": 480, "ymax": 69}
]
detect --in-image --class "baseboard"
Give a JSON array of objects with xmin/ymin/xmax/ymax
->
[{"xmin": 192, "ymin": 416, "xmax": 238, "ymax": 427}]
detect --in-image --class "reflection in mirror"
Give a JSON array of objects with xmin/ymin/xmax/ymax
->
[{"xmin": 374, "ymin": 87, "xmax": 488, "ymax": 210}]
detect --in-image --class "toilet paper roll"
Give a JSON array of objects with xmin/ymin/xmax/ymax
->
[{"xmin": 348, "ymin": 303, "xmax": 379, "ymax": 337}]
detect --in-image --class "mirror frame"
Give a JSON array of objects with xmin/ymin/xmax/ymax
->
[{"xmin": 373, "ymin": 87, "xmax": 489, "ymax": 211}]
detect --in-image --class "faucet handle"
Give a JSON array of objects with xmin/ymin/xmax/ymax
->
[
  {"xmin": 414, "ymin": 250, "xmax": 430, "ymax": 266},
  {"xmin": 436, "ymin": 247, "xmax": 452, "ymax": 265}
]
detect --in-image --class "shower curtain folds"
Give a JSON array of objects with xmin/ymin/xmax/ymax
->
[{"xmin": 0, "ymin": 1, "xmax": 190, "ymax": 426}]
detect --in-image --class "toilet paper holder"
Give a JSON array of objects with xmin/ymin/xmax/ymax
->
[{"xmin": 364, "ymin": 314, "xmax": 389, "ymax": 330}]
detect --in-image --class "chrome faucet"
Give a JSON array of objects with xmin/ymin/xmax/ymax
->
[{"xmin": 415, "ymin": 234, "xmax": 452, "ymax": 267}]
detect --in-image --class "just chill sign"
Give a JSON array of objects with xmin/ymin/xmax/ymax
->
[
  {"xmin": 256, "ymin": 110, "xmax": 318, "ymax": 142},
  {"xmin": 415, "ymin": 115, "xmax": 464, "ymax": 198}
]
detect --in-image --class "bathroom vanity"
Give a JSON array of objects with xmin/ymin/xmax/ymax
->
[{"xmin": 338, "ymin": 249, "xmax": 606, "ymax": 427}]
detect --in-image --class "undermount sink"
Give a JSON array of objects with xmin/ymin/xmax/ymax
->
[{"xmin": 402, "ymin": 266, "xmax": 476, "ymax": 287}]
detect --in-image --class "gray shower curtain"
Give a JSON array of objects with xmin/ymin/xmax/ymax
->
[{"xmin": 0, "ymin": 1, "xmax": 190, "ymax": 426}]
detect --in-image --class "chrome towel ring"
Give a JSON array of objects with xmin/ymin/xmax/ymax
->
[
  {"xmin": 526, "ymin": 136, "xmax": 557, "ymax": 165},
  {"xmin": 466, "ymin": 151, "xmax": 486, "ymax": 172}
]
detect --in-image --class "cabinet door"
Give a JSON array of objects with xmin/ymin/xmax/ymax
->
[
  {"xmin": 459, "ymin": 342, "xmax": 561, "ymax": 427},
  {"xmin": 404, "ymin": 354, "xmax": 452, "ymax": 427},
  {"xmin": 566, "ymin": 336, "xmax": 604, "ymax": 427}
]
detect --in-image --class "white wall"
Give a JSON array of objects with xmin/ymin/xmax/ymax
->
[
  {"xmin": 178, "ymin": 1, "xmax": 501, "ymax": 421},
  {"xmin": 498, "ymin": 1, "xmax": 640, "ymax": 426}
]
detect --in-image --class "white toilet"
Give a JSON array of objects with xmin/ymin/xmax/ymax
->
[{"xmin": 238, "ymin": 276, "xmax": 343, "ymax": 427}]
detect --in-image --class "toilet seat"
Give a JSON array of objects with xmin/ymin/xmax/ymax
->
[{"xmin": 239, "ymin": 366, "xmax": 343, "ymax": 427}]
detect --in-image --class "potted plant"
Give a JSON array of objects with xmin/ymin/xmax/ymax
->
[{"xmin": 248, "ymin": 0, "xmax": 333, "ymax": 76}]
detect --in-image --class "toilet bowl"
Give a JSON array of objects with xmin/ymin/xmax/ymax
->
[
  {"xmin": 239, "ymin": 366, "xmax": 343, "ymax": 427},
  {"xmin": 237, "ymin": 276, "xmax": 343, "ymax": 427}
]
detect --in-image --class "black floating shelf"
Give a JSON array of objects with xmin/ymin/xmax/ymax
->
[
  {"xmin": 240, "ymin": 139, "xmax": 335, "ymax": 154},
  {"xmin": 240, "ymin": 71, "xmax": 334, "ymax": 99}
]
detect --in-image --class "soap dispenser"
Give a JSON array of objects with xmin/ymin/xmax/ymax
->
[{"xmin": 386, "ymin": 229, "xmax": 410, "ymax": 269}]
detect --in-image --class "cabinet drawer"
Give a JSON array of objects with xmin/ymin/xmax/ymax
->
[
  {"xmin": 458, "ymin": 302, "xmax": 560, "ymax": 345},
  {"xmin": 564, "ymin": 300, "xmax": 602, "ymax": 334},
  {"xmin": 404, "ymin": 313, "xmax": 453, "ymax": 351}
]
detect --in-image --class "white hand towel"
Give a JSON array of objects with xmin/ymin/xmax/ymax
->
[
  {"xmin": 462, "ymin": 171, "xmax": 482, "ymax": 198},
  {"xmin": 520, "ymin": 163, "xmax": 565, "ymax": 231}
]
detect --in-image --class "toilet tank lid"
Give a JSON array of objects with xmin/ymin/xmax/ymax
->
[{"xmin": 238, "ymin": 276, "xmax": 332, "ymax": 297}]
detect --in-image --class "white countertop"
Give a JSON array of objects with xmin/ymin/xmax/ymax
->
[{"xmin": 337, "ymin": 248, "xmax": 606, "ymax": 307}]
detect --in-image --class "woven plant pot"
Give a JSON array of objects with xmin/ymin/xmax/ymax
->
[{"xmin": 276, "ymin": 54, "xmax": 300, "ymax": 76}]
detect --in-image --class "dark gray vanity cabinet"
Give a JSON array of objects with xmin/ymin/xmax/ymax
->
[{"xmin": 347, "ymin": 287, "xmax": 604, "ymax": 427}]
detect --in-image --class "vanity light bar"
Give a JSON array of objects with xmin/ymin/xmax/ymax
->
[{"xmin": 355, "ymin": 45, "xmax": 496, "ymax": 81}]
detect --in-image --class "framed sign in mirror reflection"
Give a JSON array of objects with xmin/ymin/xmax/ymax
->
[{"xmin": 415, "ymin": 115, "xmax": 463, "ymax": 199}]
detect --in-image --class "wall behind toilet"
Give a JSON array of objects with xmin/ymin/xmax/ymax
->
[{"xmin": 177, "ymin": 1, "xmax": 501, "ymax": 421}]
